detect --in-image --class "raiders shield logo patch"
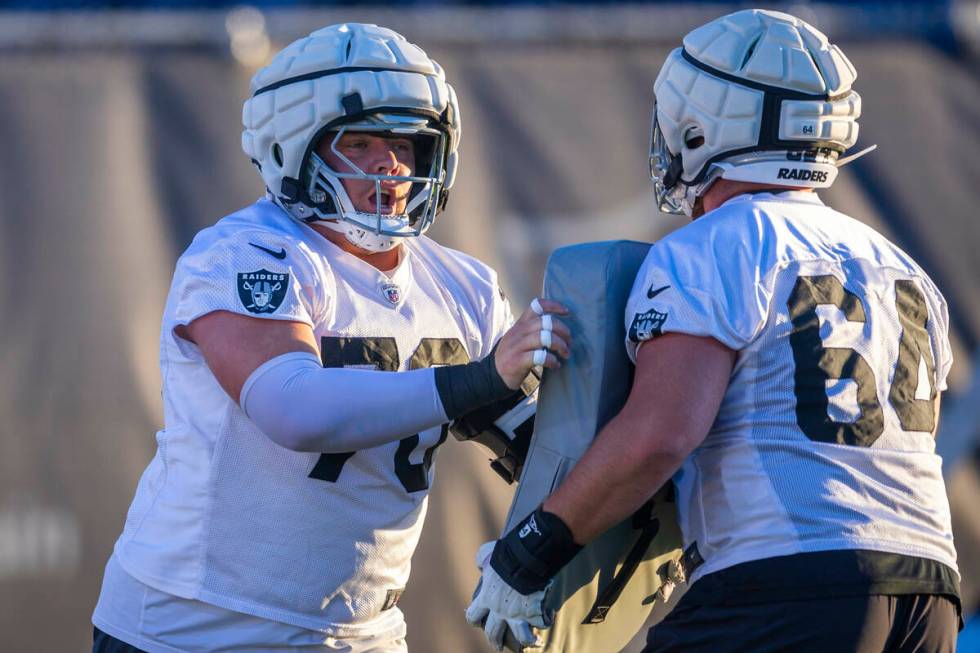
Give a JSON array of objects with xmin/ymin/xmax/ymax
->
[
  {"xmin": 380, "ymin": 281, "xmax": 402, "ymax": 306},
  {"xmin": 237, "ymin": 269, "xmax": 288, "ymax": 314},
  {"xmin": 628, "ymin": 307, "xmax": 668, "ymax": 343}
]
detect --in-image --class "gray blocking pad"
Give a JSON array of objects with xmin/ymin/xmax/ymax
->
[{"xmin": 503, "ymin": 240, "xmax": 684, "ymax": 653}]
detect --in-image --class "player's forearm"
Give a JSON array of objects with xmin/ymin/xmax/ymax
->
[
  {"xmin": 486, "ymin": 409, "xmax": 691, "ymax": 601},
  {"xmin": 543, "ymin": 335, "xmax": 733, "ymax": 544},
  {"xmin": 241, "ymin": 350, "xmax": 516, "ymax": 453},
  {"xmin": 543, "ymin": 409, "xmax": 689, "ymax": 545},
  {"xmin": 241, "ymin": 352, "xmax": 446, "ymax": 452}
]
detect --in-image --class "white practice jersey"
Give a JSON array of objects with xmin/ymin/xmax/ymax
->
[
  {"xmin": 111, "ymin": 198, "xmax": 512, "ymax": 634},
  {"xmin": 625, "ymin": 190, "xmax": 957, "ymax": 586}
]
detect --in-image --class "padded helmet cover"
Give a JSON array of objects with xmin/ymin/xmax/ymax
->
[
  {"xmin": 241, "ymin": 23, "xmax": 461, "ymax": 249},
  {"xmin": 651, "ymin": 10, "xmax": 866, "ymax": 215}
]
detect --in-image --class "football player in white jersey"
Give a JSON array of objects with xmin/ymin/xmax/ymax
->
[
  {"xmin": 91, "ymin": 23, "xmax": 571, "ymax": 653},
  {"xmin": 467, "ymin": 10, "xmax": 961, "ymax": 652}
]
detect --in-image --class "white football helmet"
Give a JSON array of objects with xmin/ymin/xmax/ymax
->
[
  {"xmin": 241, "ymin": 23, "xmax": 461, "ymax": 251},
  {"xmin": 650, "ymin": 9, "xmax": 873, "ymax": 216}
]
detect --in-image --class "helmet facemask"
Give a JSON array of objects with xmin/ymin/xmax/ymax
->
[
  {"xmin": 301, "ymin": 114, "xmax": 449, "ymax": 252},
  {"xmin": 650, "ymin": 108, "xmax": 717, "ymax": 217},
  {"xmin": 241, "ymin": 23, "xmax": 462, "ymax": 253}
]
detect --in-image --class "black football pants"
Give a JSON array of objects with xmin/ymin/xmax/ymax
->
[
  {"xmin": 93, "ymin": 627, "xmax": 147, "ymax": 653},
  {"xmin": 644, "ymin": 593, "xmax": 958, "ymax": 653}
]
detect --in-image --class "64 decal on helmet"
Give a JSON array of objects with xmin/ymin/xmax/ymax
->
[{"xmin": 238, "ymin": 270, "xmax": 289, "ymax": 314}]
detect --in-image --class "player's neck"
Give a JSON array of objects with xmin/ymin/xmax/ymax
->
[
  {"xmin": 311, "ymin": 224, "xmax": 403, "ymax": 272},
  {"xmin": 698, "ymin": 180, "xmax": 812, "ymax": 217}
]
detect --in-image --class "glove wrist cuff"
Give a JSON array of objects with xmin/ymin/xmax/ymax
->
[
  {"xmin": 490, "ymin": 507, "xmax": 582, "ymax": 595},
  {"xmin": 434, "ymin": 345, "xmax": 512, "ymax": 420}
]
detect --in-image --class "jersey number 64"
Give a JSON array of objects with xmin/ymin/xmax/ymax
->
[{"xmin": 788, "ymin": 275, "xmax": 937, "ymax": 447}]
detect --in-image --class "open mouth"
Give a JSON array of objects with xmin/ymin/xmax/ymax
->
[{"xmin": 368, "ymin": 189, "xmax": 396, "ymax": 214}]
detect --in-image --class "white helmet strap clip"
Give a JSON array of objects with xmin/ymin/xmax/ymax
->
[{"xmin": 836, "ymin": 144, "xmax": 878, "ymax": 168}]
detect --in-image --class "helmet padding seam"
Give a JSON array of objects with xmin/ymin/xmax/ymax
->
[
  {"xmin": 253, "ymin": 66, "xmax": 440, "ymax": 97},
  {"xmin": 681, "ymin": 49, "xmax": 831, "ymax": 101}
]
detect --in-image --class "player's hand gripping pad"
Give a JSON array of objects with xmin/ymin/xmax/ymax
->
[
  {"xmin": 451, "ymin": 371, "xmax": 539, "ymax": 484},
  {"xmin": 503, "ymin": 241, "xmax": 684, "ymax": 653}
]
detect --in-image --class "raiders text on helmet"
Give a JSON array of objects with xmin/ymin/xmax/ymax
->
[
  {"xmin": 241, "ymin": 23, "xmax": 461, "ymax": 251},
  {"xmin": 650, "ymin": 9, "xmax": 873, "ymax": 216}
]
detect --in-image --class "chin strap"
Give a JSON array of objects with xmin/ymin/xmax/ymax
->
[{"xmin": 314, "ymin": 218, "xmax": 399, "ymax": 253}]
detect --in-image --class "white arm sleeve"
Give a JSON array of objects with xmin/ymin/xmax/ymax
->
[{"xmin": 240, "ymin": 351, "xmax": 450, "ymax": 452}]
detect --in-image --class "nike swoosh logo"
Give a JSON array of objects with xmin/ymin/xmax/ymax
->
[
  {"xmin": 647, "ymin": 284, "xmax": 671, "ymax": 299},
  {"xmin": 249, "ymin": 243, "xmax": 286, "ymax": 260}
]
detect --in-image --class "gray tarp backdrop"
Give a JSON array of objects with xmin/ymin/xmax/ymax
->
[{"xmin": 1, "ymin": 5, "xmax": 978, "ymax": 652}]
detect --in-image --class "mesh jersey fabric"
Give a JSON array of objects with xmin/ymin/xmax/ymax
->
[
  {"xmin": 623, "ymin": 190, "xmax": 957, "ymax": 586},
  {"xmin": 93, "ymin": 553, "xmax": 408, "ymax": 653},
  {"xmin": 109, "ymin": 197, "xmax": 513, "ymax": 634}
]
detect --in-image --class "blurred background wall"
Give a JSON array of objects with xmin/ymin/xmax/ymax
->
[{"xmin": 0, "ymin": 1, "xmax": 978, "ymax": 651}]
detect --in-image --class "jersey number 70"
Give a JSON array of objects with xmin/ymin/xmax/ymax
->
[{"xmin": 306, "ymin": 336, "xmax": 469, "ymax": 492}]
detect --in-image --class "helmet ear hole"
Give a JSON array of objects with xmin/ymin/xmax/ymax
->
[
  {"xmin": 684, "ymin": 126, "xmax": 705, "ymax": 149},
  {"xmin": 272, "ymin": 143, "xmax": 284, "ymax": 168}
]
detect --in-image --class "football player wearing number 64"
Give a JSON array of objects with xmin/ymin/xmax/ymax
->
[
  {"xmin": 467, "ymin": 10, "xmax": 961, "ymax": 653},
  {"xmin": 91, "ymin": 23, "xmax": 570, "ymax": 653}
]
